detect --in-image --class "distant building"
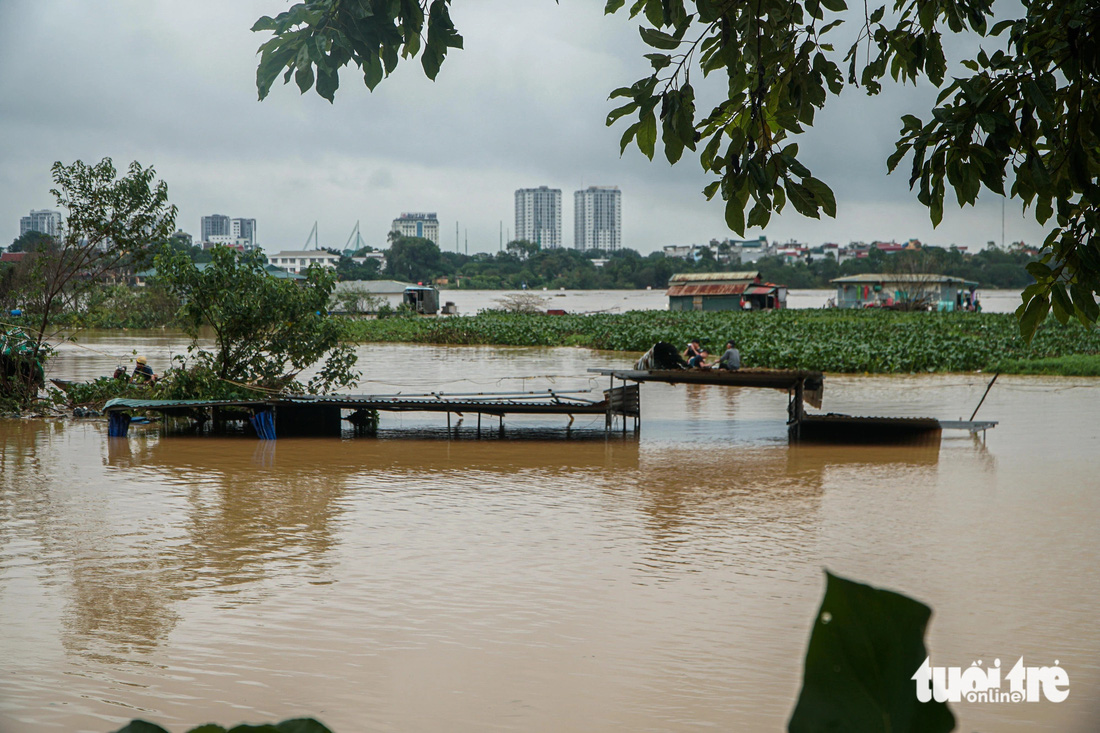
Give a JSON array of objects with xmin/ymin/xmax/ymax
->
[
  {"xmin": 231, "ymin": 218, "xmax": 257, "ymax": 249},
  {"xmin": 267, "ymin": 250, "xmax": 341, "ymax": 274},
  {"xmin": 831, "ymin": 273, "xmax": 978, "ymax": 310},
  {"xmin": 574, "ymin": 186, "xmax": 621, "ymax": 252},
  {"xmin": 392, "ymin": 212, "xmax": 440, "ymax": 245},
  {"xmin": 514, "ymin": 187, "xmax": 562, "ymax": 249},
  {"xmin": 20, "ymin": 209, "xmax": 62, "ymax": 238},
  {"xmin": 667, "ymin": 271, "xmax": 787, "ymax": 311},
  {"xmin": 200, "ymin": 214, "xmax": 230, "ymax": 241}
]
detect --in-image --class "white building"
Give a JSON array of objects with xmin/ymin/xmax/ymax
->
[
  {"xmin": 574, "ymin": 186, "xmax": 621, "ymax": 252},
  {"xmin": 514, "ymin": 186, "xmax": 562, "ymax": 249},
  {"xmin": 20, "ymin": 209, "xmax": 62, "ymax": 238},
  {"xmin": 267, "ymin": 250, "xmax": 341, "ymax": 274},
  {"xmin": 231, "ymin": 218, "xmax": 257, "ymax": 249},
  {"xmin": 391, "ymin": 212, "xmax": 440, "ymax": 245}
]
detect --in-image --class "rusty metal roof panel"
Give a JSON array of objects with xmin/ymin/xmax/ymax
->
[{"xmin": 666, "ymin": 283, "xmax": 749, "ymax": 297}]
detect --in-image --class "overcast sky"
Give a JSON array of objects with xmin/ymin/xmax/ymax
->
[{"xmin": 0, "ymin": 0, "xmax": 1048, "ymax": 255}]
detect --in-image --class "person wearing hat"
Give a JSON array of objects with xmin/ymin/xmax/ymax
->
[{"xmin": 132, "ymin": 356, "xmax": 157, "ymax": 383}]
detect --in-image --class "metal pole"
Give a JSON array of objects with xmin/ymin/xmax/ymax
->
[{"xmin": 969, "ymin": 373, "xmax": 1000, "ymax": 422}]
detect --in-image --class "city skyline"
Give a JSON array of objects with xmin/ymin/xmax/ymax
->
[{"xmin": 0, "ymin": 2, "xmax": 1049, "ymax": 256}]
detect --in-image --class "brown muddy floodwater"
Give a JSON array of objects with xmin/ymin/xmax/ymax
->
[{"xmin": 2, "ymin": 333, "xmax": 1099, "ymax": 732}]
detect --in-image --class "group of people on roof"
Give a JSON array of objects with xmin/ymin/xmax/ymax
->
[{"xmin": 684, "ymin": 339, "xmax": 740, "ymax": 370}]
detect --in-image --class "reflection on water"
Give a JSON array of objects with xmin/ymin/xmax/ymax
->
[{"xmin": 2, "ymin": 344, "xmax": 1099, "ymax": 732}]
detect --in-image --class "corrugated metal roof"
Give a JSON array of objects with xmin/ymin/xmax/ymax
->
[
  {"xmin": 830, "ymin": 273, "xmax": 978, "ymax": 285},
  {"xmin": 744, "ymin": 284, "xmax": 779, "ymax": 295},
  {"xmin": 666, "ymin": 283, "xmax": 749, "ymax": 297},
  {"xmin": 333, "ymin": 279, "xmax": 414, "ymax": 294},
  {"xmin": 668, "ymin": 271, "xmax": 760, "ymax": 283}
]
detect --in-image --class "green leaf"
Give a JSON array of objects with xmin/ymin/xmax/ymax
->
[
  {"xmin": 605, "ymin": 0, "xmax": 627, "ymax": 12},
  {"xmin": 1071, "ymin": 282, "xmax": 1100, "ymax": 324},
  {"xmin": 784, "ymin": 180, "xmax": 820, "ymax": 218},
  {"xmin": 1018, "ymin": 294, "xmax": 1051, "ymax": 343},
  {"xmin": 251, "ymin": 16, "xmax": 278, "ymax": 32},
  {"xmin": 606, "ymin": 101, "xmax": 639, "ymax": 126},
  {"xmin": 294, "ymin": 45, "xmax": 314, "ymax": 93},
  {"xmin": 804, "ymin": 177, "xmax": 836, "ymax": 218},
  {"xmin": 724, "ymin": 194, "xmax": 746, "ymax": 235},
  {"xmin": 788, "ymin": 572, "xmax": 956, "ymax": 733},
  {"xmin": 819, "ymin": 0, "xmax": 847, "ymax": 12},
  {"xmin": 1051, "ymin": 282, "xmax": 1073, "ymax": 325},
  {"xmin": 274, "ymin": 720, "xmax": 334, "ymax": 733},
  {"xmin": 636, "ymin": 110, "xmax": 657, "ymax": 159},
  {"xmin": 639, "ymin": 26, "xmax": 681, "ymax": 50},
  {"xmin": 112, "ymin": 722, "xmax": 172, "ymax": 733},
  {"xmin": 1026, "ymin": 261, "xmax": 1053, "ymax": 280},
  {"xmin": 315, "ymin": 65, "xmax": 339, "ymax": 102},
  {"xmin": 186, "ymin": 726, "xmax": 229, "ymax": 733}
]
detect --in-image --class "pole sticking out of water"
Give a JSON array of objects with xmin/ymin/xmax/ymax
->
[{"xmin": 969, "ymin": 372, "xmax": 1000, "ymax": 421}]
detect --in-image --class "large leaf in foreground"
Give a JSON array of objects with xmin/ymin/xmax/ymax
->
[{"xmin": 788, "ymin": 571, "xmax": 955, "ymax": 733}]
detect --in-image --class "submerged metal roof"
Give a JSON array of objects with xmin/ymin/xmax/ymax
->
[
  {"xmin": 668, "ymin": 271, "xmax": 760, "ymax": 283},
  {"xmin": 666, "ymin": 283, "xmax": 749, "ymax": 297},
  {"xmin": 830, "ymin": 273, "xmax": 979, "ymax": 286}
]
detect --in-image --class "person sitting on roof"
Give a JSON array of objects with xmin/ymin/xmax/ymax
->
[
  {"xmin": 684, "ymin": 339, "xmax": 709, "ymax": 368},
  {"xmin": 132, "ymin": 356, "xmax": 157, "ymax": 384},
  {"xmin": 718, "ymin": 340, "xmax": 741, "ymax": 370}
]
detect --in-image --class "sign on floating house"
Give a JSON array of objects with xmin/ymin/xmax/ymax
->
[
  {"xmin": 666, "ymin": 271, "xmax": 787, "ymax": 311},
  {"xmin": 831, "ymin": 273, "xmax": 979, "ymax": 310}
]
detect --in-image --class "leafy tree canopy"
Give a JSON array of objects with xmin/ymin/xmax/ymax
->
[
  {"xmin": 8, "ymin": 230, "xmax": 55, "ymax": 253},
  {"xmin": 154, "ymin": 247, "xmax": 358, "ymax": 396},
  {"xmin": 252, "ymin": 0, "xmax": 1099, "ymax": 340}
]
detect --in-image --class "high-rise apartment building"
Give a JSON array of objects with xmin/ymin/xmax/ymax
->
[
  {"xmin": 574, "ymin": 186, "xmax": 622, "ymax": 252},
  {"xmin": 514, "ymin": 187, "xmax": 562, "ymax": 249},
  {"xmin": 231, "ymin": 218, "xmax": 257, "ymax": 248},
  {"xmin": 391, "ymin": 212, "xmax": 440, "ymax": 245},
  {"xmin": 19, "ymin": 209, "xmax": 62, "ymax": 238},
  {"xmin": 200, "ymin": 214, "xmax": 257, "ymax": 250},
  {"xmin": 200, "ymin": 214, "xmax": 230, "ymax": 241}
]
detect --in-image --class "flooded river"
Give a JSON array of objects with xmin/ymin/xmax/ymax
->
[{"xmin": 2, "ymin": 334, "xmax": 1098, "ymax": 731}]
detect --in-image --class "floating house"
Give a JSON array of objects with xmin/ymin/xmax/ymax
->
[
  {"xmin": 831, "ymin": 273, "xmax": 979, "ymax": 310},
  {"xmin": 666, "ymin": 272, "xmax": 787, "ymax": 312},
  {"xmin": 403, "ymin": 285, "xmax": 440, "ymax": 315},
  {"xmin": 331, "ymin": 279, "xmax": 413, "ymax": 312}
]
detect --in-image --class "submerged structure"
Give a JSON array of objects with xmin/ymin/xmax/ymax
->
[
  {"xmin": 831, "ymin": 273, "xmax": 979, "ymax": 310},
  {"xmin": 666, "ymin": 272, "xmax": 787, "ymax": 311}
]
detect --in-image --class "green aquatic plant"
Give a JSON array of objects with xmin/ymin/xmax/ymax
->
[{"xmin": 343, "ymin": 310, "xmax": 1100, "ymax": 374}]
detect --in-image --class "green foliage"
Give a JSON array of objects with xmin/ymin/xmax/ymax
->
[
  {"xmin": 386, "ymin": 235, "xmax": 442, "ymax": 282},
  {"xmin": 252, "ymin": 0, "xmax": 462, "ymax": 102},
  {"xmin": 1, "ymin": 158, "xmax": 175, "ymax": 411},
  {"xmin": 112, "ymin": 717, "xmax": 332, "ymax": 733},
  {"xmin": 62, "ymin": 283, "xmax": 181, "ymax": 329},
  {"xmin": 253, "ymin": 0, "xmax": 1100, "ymax": 340},
  {"xmin": 344, "ymin": 309, "xmax": 1100, "ymax": 373},
  {"xmin": 7, "ymin": 230, "xmax": 55, "ymax": 253},
  {"xmin": 154, "ymin": 247, "xmax": 359, "ymax": 395},
  {"xmin": 991, "ymin": 353, "xmax": 1100, "ymax": 376},
  {"xmin": 788, "ymin": 572, "xmax": 955, "ymax": 732},
  {"xmin": 62, "ymin": 375, "xmax": 152, "ymax": 406}
]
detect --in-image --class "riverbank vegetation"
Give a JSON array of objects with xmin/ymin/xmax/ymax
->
[{"xmin": 343, "ymin": 310, "xmax": 1100, "ymax": 375}]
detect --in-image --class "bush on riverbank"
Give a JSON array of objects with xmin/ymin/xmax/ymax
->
[{"xmin": 343, "ymin": 310, "xmax": 1100, "ymax": 374}]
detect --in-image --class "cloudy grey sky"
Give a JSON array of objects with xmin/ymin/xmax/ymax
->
[{"xmin": 0, "ymin": 0, "xmax": 1047, "ymax": 255}]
